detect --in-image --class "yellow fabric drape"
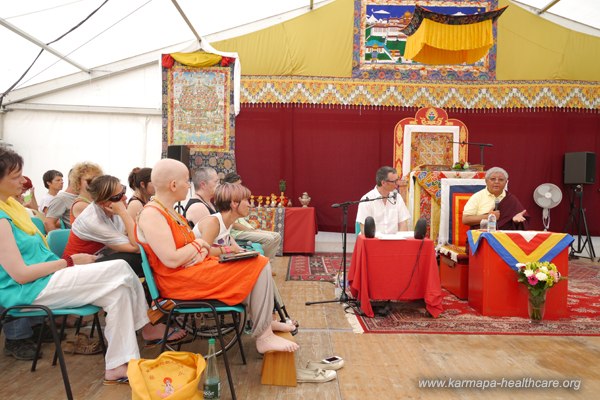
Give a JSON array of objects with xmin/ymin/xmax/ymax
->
[
  {"xmin": 171, "ymin": 52, "xmax": 222, "ymax": 68},
  {"xmin": 404, "ymin": 19, "xmax": 494, "ymax": 65},
  {"xmin": 0, "ymin": 197, "xmax": 48, "ymax": 247},
  {"xmin": 497, "ymin": 0, "xmax": 600, "ymax": 81},
  {"xmin": 213, "ymin": 0, "xmax": 353, "ymax": 77}
]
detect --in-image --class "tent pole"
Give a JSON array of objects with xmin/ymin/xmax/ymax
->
[{"xmin": 170, "ymin": 0, "xmax": 202, "ymax": 45}]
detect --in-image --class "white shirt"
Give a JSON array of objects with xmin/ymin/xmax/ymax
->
[
  {"xmin": 356, "ymin": 187, "xmax": 410, "ymax": 234},
  {"xmin": 38, "ymin": 192, "xmax": 55, "ymax": 212}
]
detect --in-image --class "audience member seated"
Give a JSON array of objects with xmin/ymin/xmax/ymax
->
[
  {"xmin": 15, "ymin": 177, "xmax": 45, "ymax": 221},
  {"xmin": 20, "ymin": 176, "xmax": 39, "ymax": 212},
  {"xmin": 69, "ymin": 162, "xmax": 103, "ymax": 224},
  {"xmin": 136, "ymin": 159, "xmax": 299, "ymax": 354},
  {"xmin": 44, "ymin": 163, "xmax": 95, "ymax": 232},
  {"xmin": 0, "ymin": 148, "xmax": 185, "ymax": 384},
  {"xmin": 462, "ymin": 167, "xmax": 529, "ymax": 230},
  {"xmin": 183, "ymin": 167, "xmax": 219, "ymax": 228},
  {"xmin": 63, "ymin": 175, "xmax": 144, "ymax": 278},
  {"xmin": 356, "ymin": 166, "xmax": 410, "ymax": 235},
  {"xmin": 38, "ymin": 170, "xmax": 64, "ymax": 214},
  {"xmin": 222, "ymin": 172, "xmax": 281, "ymax": 259},
  {"xmin": 126, "ymin": 167, "xmax": 154, "ymax": 220}
]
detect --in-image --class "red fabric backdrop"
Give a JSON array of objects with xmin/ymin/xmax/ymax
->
[{"xmin": 234, "ymin": 105, "xmax": 600, "ymax": 234}]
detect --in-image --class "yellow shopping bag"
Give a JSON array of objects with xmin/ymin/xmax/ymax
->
[{"xmin": 128, "ymin": 351, "xmax": 206, "ymax": 400}]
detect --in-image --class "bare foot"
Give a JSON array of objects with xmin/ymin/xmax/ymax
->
[
  {"xmin": 105, "ymin": 364, "xmax": 128, "ymax": 381},
  {"xmin": 141, "ymin": 323, "xmax": 186, "ymax": 342},
  {"xmin": 256, "ymin": 332, "xmax": 299, "ymax": 353},
  {"xmin": 271, "ymin": 320, "xmax": 295, "ymax": 333}
]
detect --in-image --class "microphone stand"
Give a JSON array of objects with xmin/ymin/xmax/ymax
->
[
  {"xmin": 305, "ymin": 193, "xmax": 397, "ymax": 309},
  {"xmin": 449, "ymin": 141, "xmax": 493, "ymax": 165}
]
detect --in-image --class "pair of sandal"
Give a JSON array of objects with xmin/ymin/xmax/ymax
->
[
  {"xmin": 63, "ymin": 333, "xmax": 103, "ymax": 355},
  {"xmin": 296, "ymin": 357, "xmax": 345, "ymax": 383}
]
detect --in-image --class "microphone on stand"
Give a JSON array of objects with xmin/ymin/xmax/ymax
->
[{"xmin": 494, "ymin": 198, "xmax": 500, "ymax": 211}]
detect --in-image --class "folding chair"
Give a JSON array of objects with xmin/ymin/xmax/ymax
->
[
  {"xmin": 0, "ymin": 304, "xmax": 106, "ymax": 400},
  {"xmin": 46, "ymin": 228, "xmax": 70, "ymax": 258},
  {"xmin": 138, "ymin": 244, "xmax": 246, "ymax": 400}
]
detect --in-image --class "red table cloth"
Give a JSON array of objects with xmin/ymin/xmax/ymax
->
[
  {"xmin": 348, "ymin": 235, "xmax": 444, "ymax": 318},
  {"xmin": 467, "ymin": 231, "xmax": 570, "ymax": 318},
  {"xmin": 283, "ymin": 207, "xmax": 317, "ymax": 253}
]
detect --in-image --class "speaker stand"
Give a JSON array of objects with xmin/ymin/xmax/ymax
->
[{"xmin": 564, "ymin": 185, "xmax": 596, "ymax": 261}]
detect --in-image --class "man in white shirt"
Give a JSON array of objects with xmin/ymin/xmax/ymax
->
[{"xmin": 356, "ymin": 166, "xmax": 410, "ymax": 235}]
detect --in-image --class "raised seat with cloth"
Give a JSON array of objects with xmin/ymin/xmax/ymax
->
[{"xmin": 437, "ymin": 179, "xmax": 485, "ymax": 299}]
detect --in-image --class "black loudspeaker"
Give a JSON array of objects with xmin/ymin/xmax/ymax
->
[
  {"xmin": 564, "ymin": 152, "xmax": 596, "ymax": 184},
  {"xmin": 167, "ymin": 145, "xmax": 190, "ymax": 166},
  {"xmin": 364, "ymin": 217, "xmax": 376, "ymax": 238},
  {"xmin": 414, "ymin": 218, "xmax": 427, "ymax": 239}
]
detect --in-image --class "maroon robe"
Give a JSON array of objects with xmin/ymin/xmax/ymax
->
[{"xmin": 497, "ymin": 191, "xmax": 529, "ymax": 230}]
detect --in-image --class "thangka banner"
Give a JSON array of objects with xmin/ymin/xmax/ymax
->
[
  {"xmin": 162, "ymin": 62, "xmax": 236, "ymax": 175},
  {"xmin": 352, "ymin": 0, "xmax": 499, "ymax": 80}
]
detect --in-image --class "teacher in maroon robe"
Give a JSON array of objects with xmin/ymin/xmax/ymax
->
[{"xmin": 462, "ymin": 167, "xmax": 529, "ymax": 230}]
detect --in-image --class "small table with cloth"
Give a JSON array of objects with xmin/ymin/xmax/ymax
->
[
  {"xmin": 348, "ymin": 235, "xmax": 444, "ymax": 318},
  {"xmin": 467, "ymin": 230, "xmax": 573, "ymax": 319}
]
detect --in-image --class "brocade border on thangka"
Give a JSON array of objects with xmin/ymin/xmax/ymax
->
[
  {"xmin": 352, "ymin": 0, "xmax": 499, "ymax": 81},
  {"xmin": 162, "ymin": 63, "xmax": 237, "ymax": 175},
  {"xmin": 240, "ymin": 77, "xmax": 600, "ymax": 110}
]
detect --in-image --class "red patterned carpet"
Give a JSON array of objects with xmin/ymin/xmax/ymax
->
[
  {"xmin": 286, "ymin": 253, "xmax": 349, "ymax": 282},
  {"xmin": 288, "ymin": 255, "xmax": 600, "ymax": 336}
]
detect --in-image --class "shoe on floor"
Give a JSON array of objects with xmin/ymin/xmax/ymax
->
[
  {"xmin": 305, "ymin": 358, "xmax": 345, "ymax": 371},
  {"xmin": 4, "ymin": 339, "xmax": 43, "ymax": 361},
  {"xmin": 32, "ymin": 323, "xmax": 66, "ymax": 343},
  {"xmin": 296, "ymin": 368, "xmax": 337, "ymax": 383}
]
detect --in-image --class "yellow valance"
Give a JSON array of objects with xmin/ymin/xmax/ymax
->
[
  {"xmin": 404, "ymin": 19, "xmax": 494, "ymax": 65},
  {"xmin": 170, "ymin": 52, "xmax": 222, "ymax": 68},
  {"xmin": 402, "ymin": 5, "xmax": 507, "ymax": 65}
]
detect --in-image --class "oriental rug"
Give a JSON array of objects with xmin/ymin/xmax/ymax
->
[
  {"xmin": 355, "ymin": 260, "xmax": 600, "ymax": 336},
  {"xmin": 289, "ymin": 254, "xmax": 600, "ymax": 336},
  {"xmin": 287, "ymin": 253, "xmax": 351, "ymax": 282}
]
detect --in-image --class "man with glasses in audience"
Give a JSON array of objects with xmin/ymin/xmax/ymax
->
[
  {"xmin": 462, "ymin": 166, "xmax": 528, "ymax": 230},
  {"xmin": 356, "ymin": 166, "xmax": 410, "ymax": 235}
]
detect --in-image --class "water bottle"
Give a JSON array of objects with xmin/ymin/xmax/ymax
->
[
  {"xmin": 487, "ymin": 212, "xmax": 497, "ymax": 233},
  {"xmin": 203, "ymin": 338, "xmax": 221, "ymax": 399}
]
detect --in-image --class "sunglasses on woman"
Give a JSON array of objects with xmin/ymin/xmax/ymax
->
[{"xmin": 109, "ymin": 185, "xmax": 126, "ymax": 202}]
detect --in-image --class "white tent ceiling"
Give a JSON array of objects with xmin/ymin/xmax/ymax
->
[
  {"xmin": 1, "ymin": 0, "xmax": 598, "ymax": 105},
  {"xmin": 512, "ymin": 0, "xmax": 600, "ymax": 37},
  {"xmin": 0, "ymin": 0, "xmax": 330, "ymax": 102}
]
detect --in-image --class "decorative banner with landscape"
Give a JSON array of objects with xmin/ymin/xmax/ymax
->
[{"xmin": 352, "ymin": 0, "xmax": 499, "ymax": 80}]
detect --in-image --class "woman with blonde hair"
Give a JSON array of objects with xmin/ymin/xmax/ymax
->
[{"xmin": 69, "ymin": 162, "xmax": 103, "ymax": 223}]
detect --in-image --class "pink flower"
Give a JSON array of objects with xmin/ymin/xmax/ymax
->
[{"xmin": 527, "ymin": 275, "xmax": 538, "ymax": 285}]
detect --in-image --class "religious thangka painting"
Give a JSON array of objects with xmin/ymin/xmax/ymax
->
[
  {"xmin": 162, "ymin": 62, "xmax": 236, "ymax": 175},
  {"xmin": 352, "ymin": 0, "xmax": 499, "ymax": 80}
]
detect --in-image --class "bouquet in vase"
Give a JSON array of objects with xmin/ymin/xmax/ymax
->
[{"xmin": 515, "ymin": 261, "xmax": 564, "ymax": 321}]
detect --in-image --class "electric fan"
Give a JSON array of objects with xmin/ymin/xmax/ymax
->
[{"xmin": 533, "ymin": 183, "xmax": 562, "ymax": 231}]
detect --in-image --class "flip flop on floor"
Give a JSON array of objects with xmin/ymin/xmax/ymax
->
[
  {"xmin": 102, "ymin": 377, "xmax": 129, "ymax": 386},
  {"xmin": 144, "ymin": 328, "xmax": 186, "ymax": 347}
]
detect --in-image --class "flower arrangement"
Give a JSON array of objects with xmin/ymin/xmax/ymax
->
[{"xmin": 515, "ymin": 261, "xmax": 563, "ymax": 321}]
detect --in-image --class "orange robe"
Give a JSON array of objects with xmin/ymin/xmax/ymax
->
[{"xmin": 138, "ymin": 205, "xmax": 268, "ymax": 305}]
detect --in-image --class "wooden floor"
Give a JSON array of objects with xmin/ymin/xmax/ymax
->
[{"xmin": 1, "ymin": 256, "xmax": 599, "ymax": 399}]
